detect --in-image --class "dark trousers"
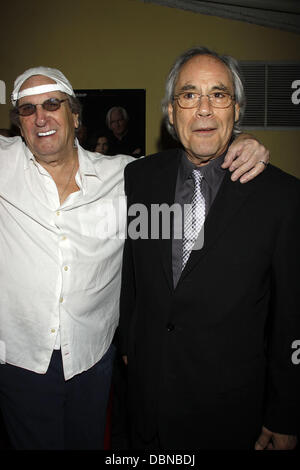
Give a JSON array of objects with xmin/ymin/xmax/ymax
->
[{"xmin": 0, "ymin": 345, "xmax": 115, "ymax": 450}]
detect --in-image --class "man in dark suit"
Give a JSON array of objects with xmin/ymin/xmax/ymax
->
[{"xmin": 118, "ymin": 46, "xmax": 300, "ymax": 450}]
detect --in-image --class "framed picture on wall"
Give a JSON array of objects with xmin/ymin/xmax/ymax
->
[{"xmin": 74, "ymin": 89, "xmax": 146, "ymax": 158}]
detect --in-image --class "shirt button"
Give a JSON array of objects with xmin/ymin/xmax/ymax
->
[
  {"xmin": 64, "ymin": 266, "xmax": 69, "ymax": 271},
  {"xmin": 56, "ymin": 211, "xmax": 60, "ymax": 216},
  {"xmin": 61, "ymin": 236, "xmax": 67, "ymax": 241},
  {"xmin": 51, "ymin": 328, "xmax": 56, "ymax": 333},
  {"xmin": 59, "ymin": 297, "xmax": 64, "ymax": 303}
]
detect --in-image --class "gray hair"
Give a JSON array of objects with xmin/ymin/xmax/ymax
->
[
  {"xmin": 106, "ymin": 106, "xmax": 129, "ymax": 129},
  {"xmin": 161, "ymin": 46, "xmax": 246, "ymax": 140}
]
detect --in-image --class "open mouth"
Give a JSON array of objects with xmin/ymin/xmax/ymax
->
[{"xmin": 37, "ymin": 130, "xmax": 57, "ymax": 137}]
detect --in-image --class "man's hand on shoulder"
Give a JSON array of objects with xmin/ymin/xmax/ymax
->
[
  {"xmin": 255, "ymin": 426, "xmax": 298, "ymax": 450},
  {"xmin": 222, "ymin": 133, "xmax": 270, "ymax": 183}
]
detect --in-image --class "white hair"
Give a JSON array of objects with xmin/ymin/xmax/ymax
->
[{"xmin": 106, "ymin": 106, "xmax": 129, "ymax": 129}]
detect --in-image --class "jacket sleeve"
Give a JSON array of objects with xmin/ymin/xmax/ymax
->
[
  {"xmin": 264, "ymin": 185, "xmax": 300, "ymax": 435},
  {"xmin": 118, "ymin": 164, "xmax": 136, "ymax": 356}
]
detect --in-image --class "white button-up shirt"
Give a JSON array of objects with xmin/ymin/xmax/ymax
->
[{"xmin": 0, "ymin": 136, "xmax": 134, "ymax": 380}]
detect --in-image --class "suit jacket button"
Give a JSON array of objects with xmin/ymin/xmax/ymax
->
[{"xmin": 166, "ymin": 322, "xmax": 175, "ymax": 332}]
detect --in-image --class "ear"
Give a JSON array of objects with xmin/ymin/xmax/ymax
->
[
  {"xmin": 168, "ymin": 102, "xmax": 175, "ymax": 126},
  {"xmin": 73, "ymin": 113, "xmax": 79, "ymax": 129},
  {"xmin": 234, "ymin": 102, "xmax": 240, "ymax": 123}
]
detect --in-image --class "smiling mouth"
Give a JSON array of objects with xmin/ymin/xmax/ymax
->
[{"xmin": 37, "ymin": 130, "xmax": 57, "ymax": 137}]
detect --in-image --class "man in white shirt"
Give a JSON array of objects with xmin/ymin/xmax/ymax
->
[{"xmin": 0, "ymin": 66, "xmax": 269, "ymax": 449}]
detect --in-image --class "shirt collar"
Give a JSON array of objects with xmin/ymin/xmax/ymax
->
[
  {"xmin": 180, "ymin": 148, "xmax": 227, "ymax": 189},
  {"xmin": 77, "ymin": 141, "xmax": 99, "ymax": 178},
  {"xmin": 23, "ymin": 139, "xmax": 100, "ymax": 179}
]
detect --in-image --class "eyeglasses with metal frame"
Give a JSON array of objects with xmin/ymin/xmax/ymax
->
[
  {"xmin": 173, "ymin": 91, "xmax": 235, "ymax": 109},
  {"xmin": 16, "ymin": 98, "xmax": 68, "ymax": 117}
]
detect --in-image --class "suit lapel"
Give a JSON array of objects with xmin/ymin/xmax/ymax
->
[
  {"xmin": 178, "ymin": 170, "xmax": 256, "ymax": 283},
  {"xmin": 150, "ymin": 149, "xmax": 181, "ymax": 291}
]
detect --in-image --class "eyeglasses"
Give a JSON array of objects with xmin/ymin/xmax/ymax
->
[
  {"xmin": 16, "ymin": 98, "xmax": 68, "ymax": 117},
  {"xmin": 174, "ymin": 91, "xmax": 235, "ymax": 109}
]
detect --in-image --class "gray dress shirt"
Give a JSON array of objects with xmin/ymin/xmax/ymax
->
[{"xmin": 172, "ymin": 150, "xmax": 227, "ymax": 287}]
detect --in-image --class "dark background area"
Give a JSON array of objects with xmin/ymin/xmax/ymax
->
[{"xmin": 75, "ymin": 89, "xmax": 146, "ymax": 152}]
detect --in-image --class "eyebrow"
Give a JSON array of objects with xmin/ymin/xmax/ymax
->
[{"xmin": 176, "ymin": 83, "xmax": 232, "ymax": 93}]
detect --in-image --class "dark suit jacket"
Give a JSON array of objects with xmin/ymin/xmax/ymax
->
[{"xmin": 119, "ymin": 148, "xmax": 300, "ymax": 450}]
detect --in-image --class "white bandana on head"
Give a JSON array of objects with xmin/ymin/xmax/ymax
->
[{"xmin": 11, "ymin": 66, "xmax": 75, "ymax": 106}]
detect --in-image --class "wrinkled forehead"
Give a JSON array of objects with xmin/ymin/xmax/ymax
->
[
  {"xmin": 19, "ymin": 74, "xmax": 57, "ymax": 92},
  {"xmin": 176, "ymin": 54, "xmax": 234, "ymax": 91}
]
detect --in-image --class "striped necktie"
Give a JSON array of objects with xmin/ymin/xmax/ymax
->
[{"xmin": 182, "ymin": 169, "xmax": 206, "ymax": 270}]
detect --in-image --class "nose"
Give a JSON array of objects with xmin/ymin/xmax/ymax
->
[
  {"xmin": 34, "ymin": 104, "xmax": 47, "ymax": 127},
  {"xmin": 195, "ymin": 95, "xmax": 213, "ymax": 117}
]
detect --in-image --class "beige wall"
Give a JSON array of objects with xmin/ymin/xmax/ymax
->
[{"xmin": 1, "ymin": 0, "xmax": 299, "ymax": 176}]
